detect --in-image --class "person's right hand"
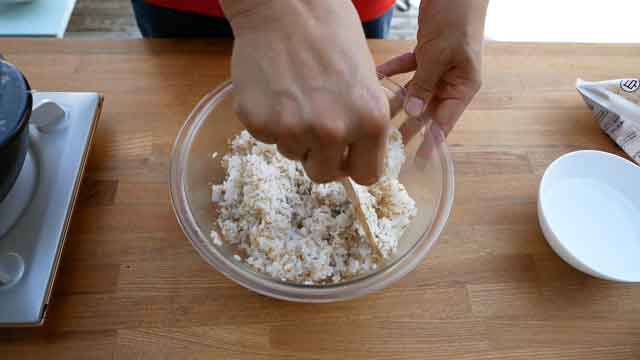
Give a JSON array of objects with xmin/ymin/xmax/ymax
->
[{"xmin": 221, "ymin": 0, "xmax": 390, "ymax": 185}]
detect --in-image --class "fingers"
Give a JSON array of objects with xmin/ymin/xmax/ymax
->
[
  {"xmin": 383, "ymin": 44, "xmax": 481, "ymax": 149},
  {"xmin": 346, "ymin": 105, "xmax": 389, "ymax": 186},
  {"xmin": 426, "ymin": 97, "xmax": 468, "ymax": 137},
  {"xmin": 377, "ymin": 50, "xmax": 448, "ymax": 118},
  {"xmin": 347, "ymin": 137, "xmax": 386, "ymax": 186},
  {"xmin": 275, "ymin": 97, "xmax": 310, "ymax": 161},
  {"xmin": 301, "ymin": 93, "xmax": 350, "ymax": 183},
  {"xmin": 376, "ymin": 52, "xmax": 413, "ymax": 119},
  {"xmin": 303, "ymin": 144, "xmax": 347, "ymax": 183},
  {"xmin": 377, "ymin": 53, "xmax": 426, "ymax": 146},
  {"xmin": 376, "ymin": 52, "xmax": 417, "ymax": 77},
  {"xmin": 377, "ymin": 50, "xmax": 446, "ymax": 144},
  {"xmin": 398, "ymin": 115, "xmax": 426, "ymax": 146},
  {"xmin": 277, "ymin": 140, "xmax": 308, "ymax": 161},
  {"xmin": 402, "ymin": 96, "xmax": 471, "ymax": 160},
  {"xmin": 388, "ymin": 90, "xmax": 405, "ymax": 119},
  {"xmin": 234, "ymin": 95, "xmax": 278, "ymax": 144},
  {"xmin": 234, "ymin": 84, "xmax": 390, "ymax": 185},
  {"xmin": 400, "ymin": 33, "xmax": 453, "ymax": 118},
  {"xmin": 424, "ymin": 56, "xmax": 482, "ymax": 137},
  {"xmin": 405, "ymin": 55, "xmax": 447, "ymax": 118},
  {"xmin": 417, "ymin": 121, "xmax": 445, "ymax": 159}
]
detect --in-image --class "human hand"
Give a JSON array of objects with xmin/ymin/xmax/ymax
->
[
  {"xmin": 377, "ymin": 0, "xmax": 488, "ymax": 156},
  {"xmin": 222, "ymin": 0, "xmax": 389, "ymax": 185}
]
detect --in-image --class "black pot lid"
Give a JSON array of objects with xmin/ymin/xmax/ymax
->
[{"xmin": 0, "ymin": 60, "xmax": 31, "ymax": 147}]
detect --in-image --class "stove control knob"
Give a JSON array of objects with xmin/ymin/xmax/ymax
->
[
  {"xmin": 30, "ymin": 100, "xmax": 67, "ymax": 133},
  {"xmin": 0, "ymin": 253, "xmax": 24, "ymax": 289}
]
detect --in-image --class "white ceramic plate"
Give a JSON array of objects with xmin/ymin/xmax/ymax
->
[{"xmin": 538, "ymin": 150, "xmax": 640, "ymax": 282}]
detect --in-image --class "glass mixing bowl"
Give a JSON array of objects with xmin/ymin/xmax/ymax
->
[{"xmin": 170, "ymin": 77, "xmax": 454, "ymax": 302}]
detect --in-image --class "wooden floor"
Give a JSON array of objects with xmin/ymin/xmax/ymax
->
[{"xmin": 66, "ymin": 0, "xmax": 419, "ymax": 39}]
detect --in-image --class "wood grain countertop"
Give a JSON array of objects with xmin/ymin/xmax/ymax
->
[{"xmin": 1, "ymin": 39, "xmax": 639, "ymax": 359}]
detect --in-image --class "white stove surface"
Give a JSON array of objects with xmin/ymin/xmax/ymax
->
[{"xmin": 0, "ymin": 92, "xmax": 101, "ymax": 326}]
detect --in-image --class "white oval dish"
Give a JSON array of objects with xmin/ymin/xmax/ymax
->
[{"xmin": 538, "ymin": 150, "xmax": 640, "ymax": 282}]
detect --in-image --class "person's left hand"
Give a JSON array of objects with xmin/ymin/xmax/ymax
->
[{"xmin": 377, "ymin": 0, "xmax": 488, "ymax": 155}]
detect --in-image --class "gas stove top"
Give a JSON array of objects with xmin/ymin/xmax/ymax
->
[{"xmin": 0, "ymin": 92, "xmax": 102, "ymax": 326}]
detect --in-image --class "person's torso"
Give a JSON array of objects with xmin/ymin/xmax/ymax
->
[{"xmin": 145, "ymin": 0, "xmax": 396, "ymax": 22}]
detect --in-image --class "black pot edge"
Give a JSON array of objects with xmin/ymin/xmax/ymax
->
[{"xmin": 0, "ymin": 61, "xmax": 33, "ymax": 202}]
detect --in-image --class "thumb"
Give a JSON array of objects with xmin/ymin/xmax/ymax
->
[{"xmin": 405, "ymin": 55, "xmax": 446, "ymax": 118}]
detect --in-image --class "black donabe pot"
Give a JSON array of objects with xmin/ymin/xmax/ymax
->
[{"xmin": 0, "ymin": 60, "xmax": 32, "ymax": 202}]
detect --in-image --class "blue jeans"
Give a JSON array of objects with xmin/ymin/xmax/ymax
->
[{"xmin": 132, "ymin": 0, "xmax": 394, "ymax": 39}]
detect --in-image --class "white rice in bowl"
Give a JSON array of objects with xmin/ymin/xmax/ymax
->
[{"xmin": 210, "ymin": 129, "xmax": 416, "ymax": 284}]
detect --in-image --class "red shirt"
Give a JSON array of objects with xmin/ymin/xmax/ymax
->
[{"xmin": 146, "ymin": 0, "xmax": 396, "ymax": 22}]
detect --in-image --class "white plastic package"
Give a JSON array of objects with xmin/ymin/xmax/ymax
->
[{"xmin": 577, "ymin": 78, "xmax": 640, "ymax": 164}]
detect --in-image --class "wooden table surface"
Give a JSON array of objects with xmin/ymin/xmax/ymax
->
[{"xmin": 1, "ymin": 39, "xmax": 639, "ymax": 359}]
